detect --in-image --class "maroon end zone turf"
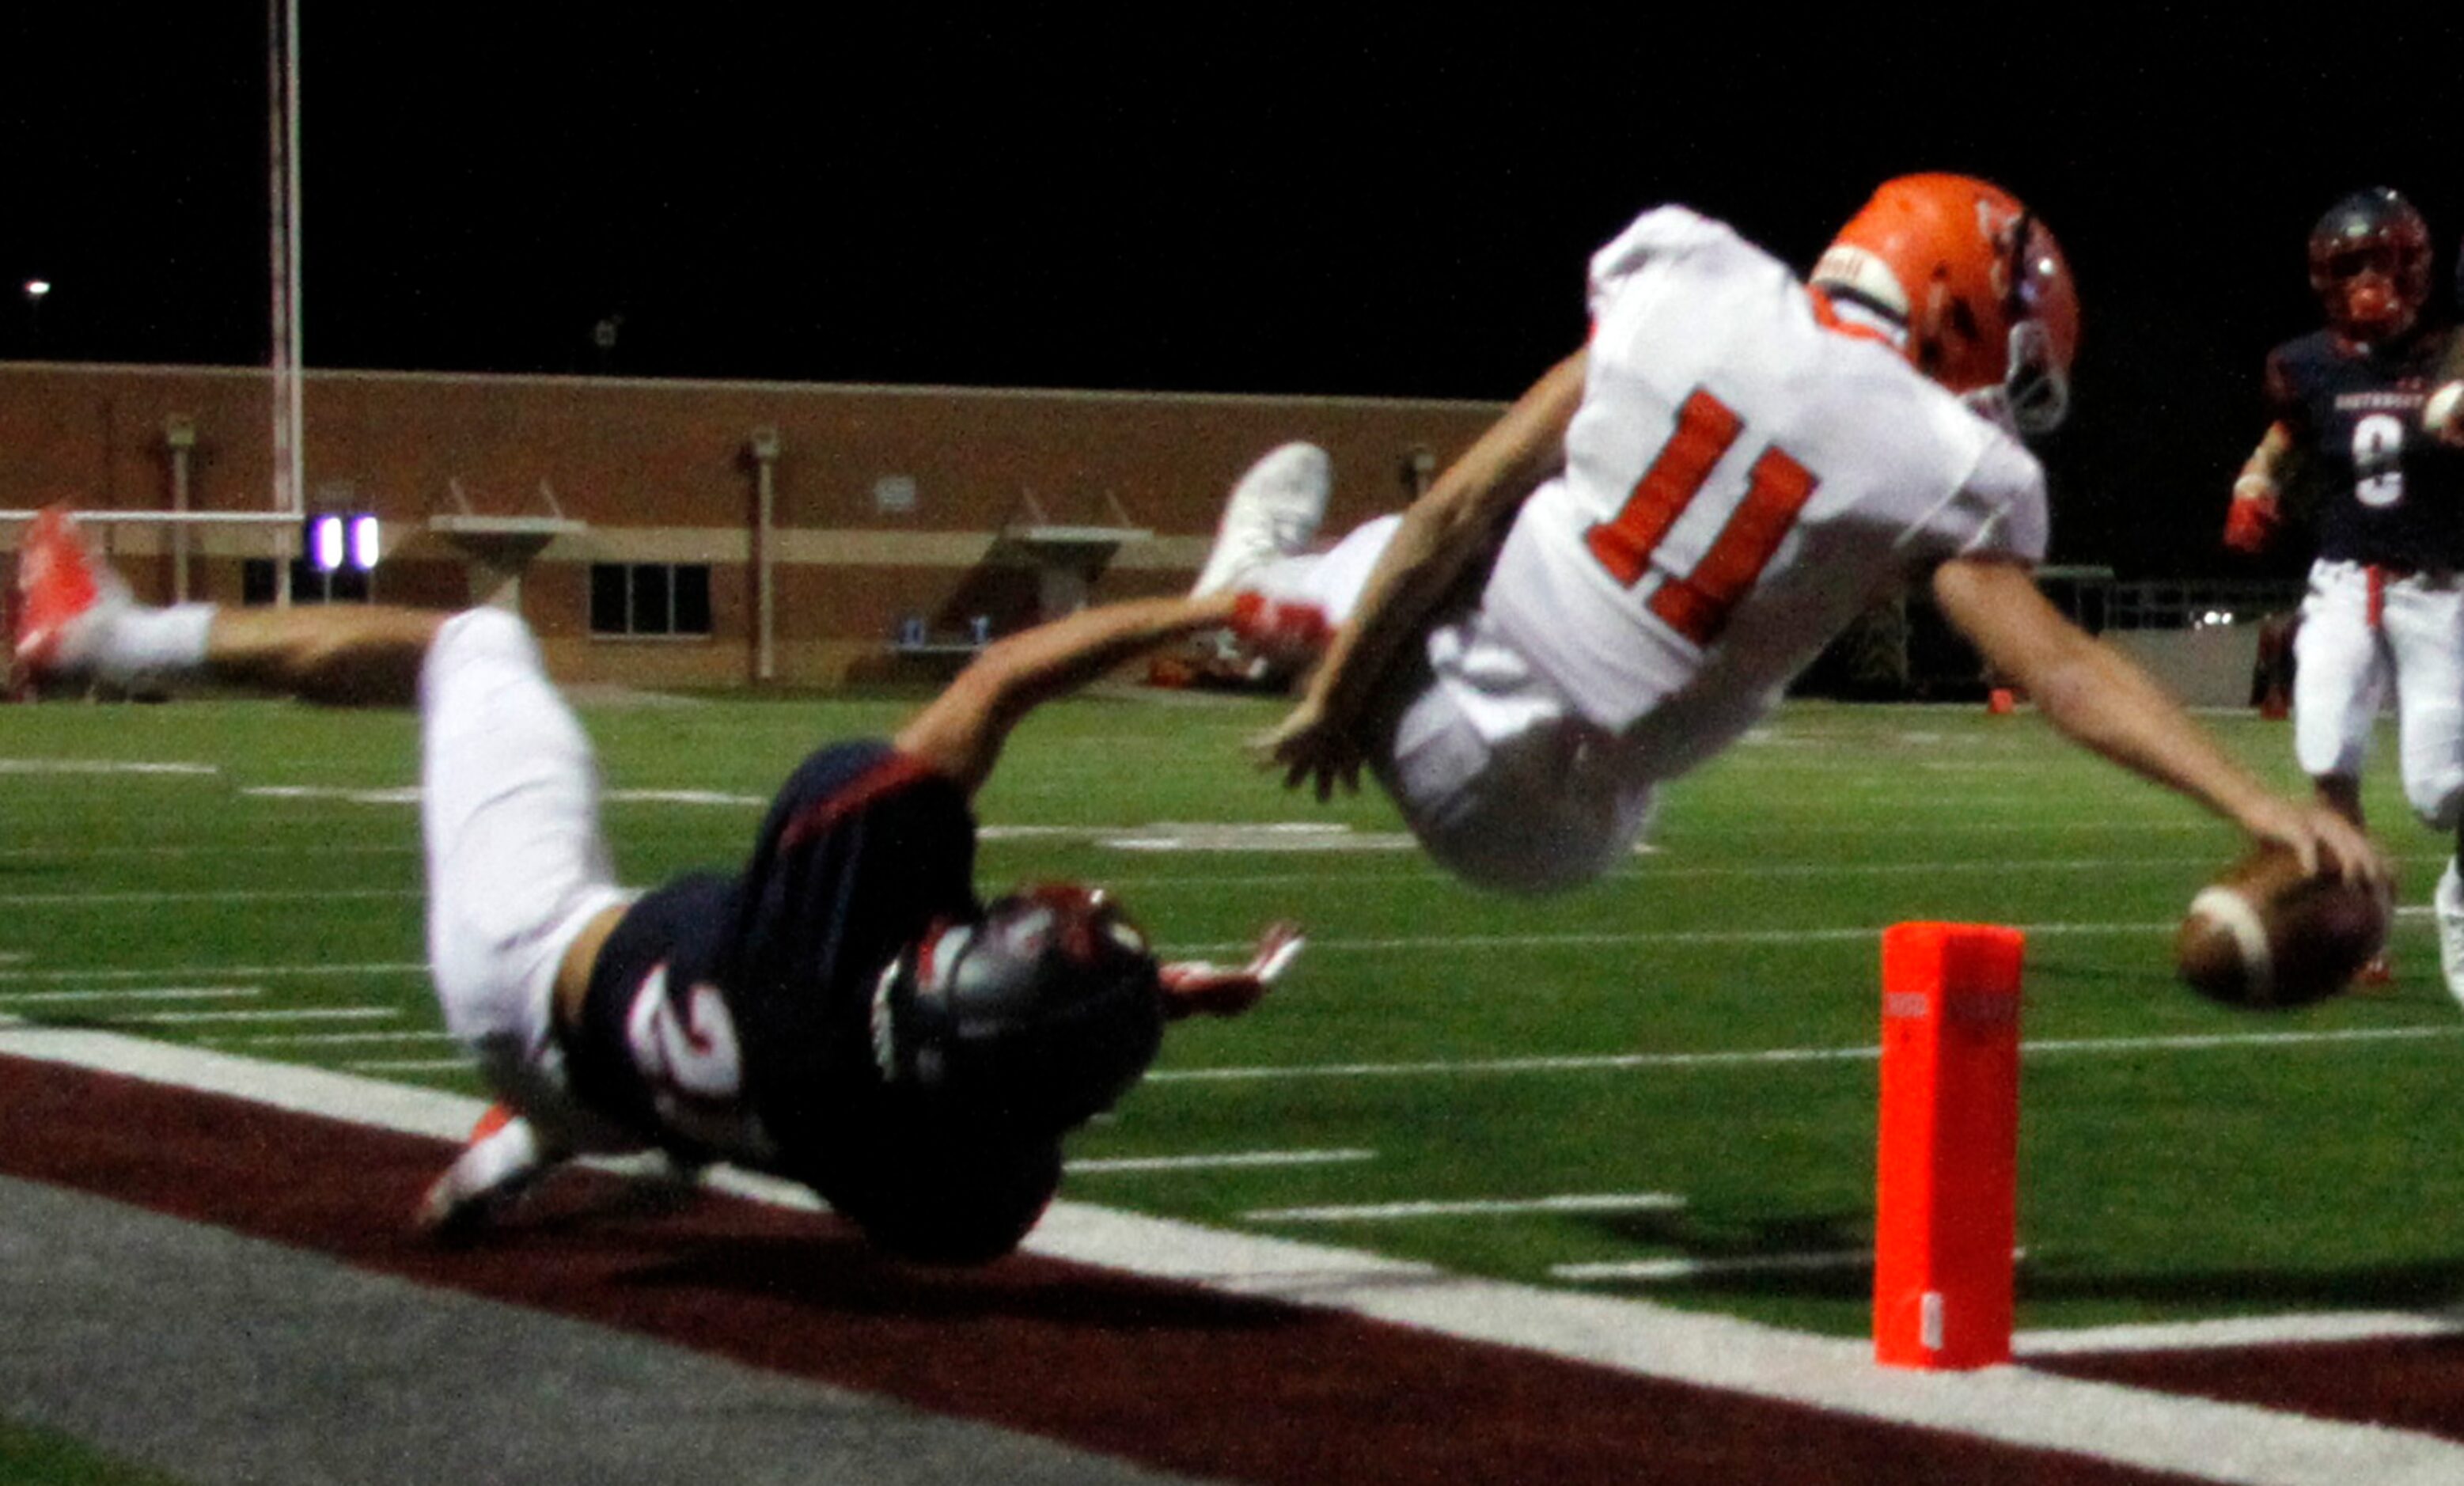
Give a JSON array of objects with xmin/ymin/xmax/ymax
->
[
  {"xmin": 2038, "ymin": 1344, "xmax": 2464, "ymax": 1444},
  {"xmin": 0, "ymin": 1052, "xmax": 2212, "ymax": 1485}
]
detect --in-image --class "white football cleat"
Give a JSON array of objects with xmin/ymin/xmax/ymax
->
[
  {"xmin": 415, "ymin": 1103, "xmax": 556, "ymax": 1240},
  {"xmin": 2436, "ymin": 859, "xmax": 2464, "ymax": 1006},
  {"xmin": 12, "ymin": 504, "xmax": 131, "ymax": 683},
  {"xmin": 1190, "ymin": 442, "xmax": 1332, "ymax": 598}
]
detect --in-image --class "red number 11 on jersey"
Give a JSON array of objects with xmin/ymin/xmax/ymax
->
[{"xmin": 1583, "ymin": 387, "xmax": 1819, "ymax": 646}]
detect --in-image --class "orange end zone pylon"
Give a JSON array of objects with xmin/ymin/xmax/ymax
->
[{"xmin": 1874, "ymin": 921, "xmax": 2024, "ymax": 1370}]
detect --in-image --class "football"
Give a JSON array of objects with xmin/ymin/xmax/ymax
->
[{"xmin": 2174, "ymin": 844, "xmax": 2389, "ymax": 1009}]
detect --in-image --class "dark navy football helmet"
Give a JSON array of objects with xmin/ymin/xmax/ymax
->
[
  {"xmin": 2309, "ymin": 187, "xmax": 2431, "ymax": 343},
  {"xmin": 872, "ymin": 884, "xmax": 1164, "ymax": 1133}
]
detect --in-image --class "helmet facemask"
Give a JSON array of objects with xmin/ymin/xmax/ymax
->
[
  {"xmin": 1813, "ymin": 175, "xmax": 2079, "ymax": 438},
  {"xmin": 2307, "ymin": 188, "xmax": 2431, "ymax": 345},
  {"xmin": 871, "ymin": 885, "xmax": 1165, "ymax": 1135}
]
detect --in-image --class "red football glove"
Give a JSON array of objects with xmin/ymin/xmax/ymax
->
[
  {"xmin": 2223, "ymin": 491, "xmax": 2280, "ymax": 555},
  {"xmin": 1159, "ymin": 922, "xmax": 1304, "ymax": 1020}
]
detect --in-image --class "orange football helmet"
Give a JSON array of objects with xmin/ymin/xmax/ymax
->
[{"xmin": 1810, "ymin": 173, "xmax": 2080, "ymax": 434}]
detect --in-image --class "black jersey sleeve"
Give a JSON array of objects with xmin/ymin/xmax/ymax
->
[
  {"xmin": 722, "ymin": 740, "xmax": 984, "ymax": 1162},
  {"xmin": 563, "ymin": 740, "xmax": 983, "ymax": 1173}
]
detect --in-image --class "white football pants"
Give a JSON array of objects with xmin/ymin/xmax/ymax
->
[
  {"xmin": 2292, "ymin": 559, "xmax": 2464, "ymax": 830},
  {"xmin": 1252, "ymin": 516, "xmax": 1658, "ymax": 895},
  {"xmin": 420, "ymin": 608, "xmax": 633, "ymax": 1140}
]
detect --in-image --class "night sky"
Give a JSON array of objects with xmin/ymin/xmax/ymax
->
[{"xmin": 9, "ymin": 9, "xmax": 2464, "ymax": 576}]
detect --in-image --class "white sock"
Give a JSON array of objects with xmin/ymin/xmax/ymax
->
[{"xmin": 93, "ymin": 603, "xmax": 215, "ymax": 689}]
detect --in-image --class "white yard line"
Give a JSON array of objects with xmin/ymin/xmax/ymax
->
[
  {"xmin": 1552, "ymin": 1250, "xmax": 1874, "ymax": 1283},
  {"xmin": 1150, "ymin": 1024, "xmax": 2461, "ymax": 1085},
  {"xmin": 2, "ymin": 1027, "xmax": 2459, "ymax": 1485},
  {"xmin": 0, "ymin": 888, "xmax": 419, "ymax": 906},
  {"xmin": 108, "ymin": 1006, "xmax": 398, "ymax": 1026},
  {"xmin": 1248, "ymin": 1192, "xmax": 1685, "ymax": 1223},
  {"xmin": 218, "ymin": 1029, "xmax": 456, "ymax": 1048},
  {"xmin": 0, "ymin": 961, "xmax": 430, "ymax": 984},
  {"xmin": 2017, "ymin": 1310, "xmax": 2464, "ymax": 1356},
  {"xmin": 1067, "ymin": 1148, "xmax": 1375, "ymax": 1174},
  {"xmin": 0, "ymin": 986, "xmax": 261, "ymax": 1006},
  {"xmin": 0, "ymin": 760, "xmax": 218, "ymax": 775}
]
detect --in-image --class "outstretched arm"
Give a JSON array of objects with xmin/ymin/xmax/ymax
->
[
  {"xmin": 894, "ymin": 592, "xmax": 1241, "ymax": 796},
  {"xmin": 1260, "ymin": 349, "xmax": 1588, "ymax": 798},
  {"xmin": 1931, "ymin": 555, "xmax": 2382, "ymax": 883},
  {"xmin": 204, "ymin": 605, "xmax": 449, "ymax": 707}
]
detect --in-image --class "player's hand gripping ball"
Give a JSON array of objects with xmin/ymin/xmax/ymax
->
[{"xmin": 2175, "ymin": 845, "xmax": 2389, "ymax": 1009}]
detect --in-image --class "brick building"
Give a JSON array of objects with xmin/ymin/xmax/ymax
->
[{"xmin": 0, "ymin": 363, "xmax": 1502, "ymax": 688}]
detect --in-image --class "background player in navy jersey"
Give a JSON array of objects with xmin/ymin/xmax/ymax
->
[
  {"xmin": 2223, "ymin": 187, "xmax": 2464, "ymax": 996},
  {"xmin": 13, "ymin": 506, "xmax": 1299, "ymax": 1260}
]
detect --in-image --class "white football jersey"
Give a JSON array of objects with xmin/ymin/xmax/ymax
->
[{"xmin": 1480, "ymin": 207, "xmax": 2048, "ymax": 774}]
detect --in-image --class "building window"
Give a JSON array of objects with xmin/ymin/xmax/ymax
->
[{"xmin": 591, "ymin": 563, "xmax": 711, "ymax": 637}]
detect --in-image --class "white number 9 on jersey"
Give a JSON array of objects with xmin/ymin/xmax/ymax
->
[{"xmin": 2353, "ymin": 412, "xmax": 2406, "ymax": 508}]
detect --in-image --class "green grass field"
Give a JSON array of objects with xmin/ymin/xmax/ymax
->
[{"xmin": 6, "ymin": 684, "xmax": 2462, "ymax": 1345}]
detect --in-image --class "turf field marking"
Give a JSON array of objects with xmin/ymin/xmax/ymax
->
[
  {"xmin": 0, "ymin": 759, "xmax": 218, "ymax": 775},
  {"xmin": 241, "ymin": 786, "xmax": 768, "ymax": 807},
  {"xmin": 1067, "ymin": 1148, "xmax": 1376, "ymax": 1174},
  {"xmin": 0, "ymin": 986, "xmax": 261, "ymax": 1006},
  {"xmin": 2015, "ymin": 1309, "xmax": 2464, "ymax": 1356},
  {"xmin": 0, "ymin": 961, "xmax": 430, "ymax": 984},
  {"xmin": 1162, "ymin": 903, "xmax": 2453, "ymax": 957},
  {"xmin": 108, "ymin": 1005, "xmax": 396, "ymax": 1029},
  {"xmin": 343, "ymin": 1057, "xmax": 472, "ymax": 1074},
  {"xmin": 1552, "ymin": 1250, "xmax": 1872, "ymax": 1282},
  {"xmin": 1247, "ymin": 1192, "xmax": 1685, "ymax": 1223},
  {"xmin": 219, "ymin": 1029, "xmax": 454, "ymax": 1046},
  {"xmin": 1149, "ymin": 1024, "xmax": 2462, "ymax": 1084},
  {"xmin": 0, "ymin": 843, "xmax": 419, "ymax": 859},
  {"xmin": 5, "ymin": 1029, "xmax": 2460, "ymax": 1484},
  {"xmin": 0, "ymin": 888, "xmax": 419, "ymax": 906},
  {"xmin": 241, "ymin": 786, "xmax": 422, "ymax": 804}
]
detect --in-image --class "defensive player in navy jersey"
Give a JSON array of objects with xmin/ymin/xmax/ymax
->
[
  {"xmin": 11, "ymin": 505, "xmax": 1299, "ymax": 1260},
  {"xmin": 2223, "ymin": 187, "xmax": 2464, "ymax": 996}
]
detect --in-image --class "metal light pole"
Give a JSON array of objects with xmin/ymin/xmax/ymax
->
[{"xmin": 749, "ymin": 426, "xmax": 782, "ymax": 683}]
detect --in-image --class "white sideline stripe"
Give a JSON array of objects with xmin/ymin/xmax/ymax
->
[
  {"xmin": 1150, "ymin": 1025, "xmax": 2463, "ymax": 1085},
  {"xmin": 0, "ymin": 1022, "xmax": 478, "ymax": 1141},
  {"xmin": 1553, "ymin": 1250, "xmax": 1872, "ymax": 1283},
  {"xmin": 1022, "ymin": 1220, "xmax": 2464, "ymax": 1486},
  {"xmin": 1248, "ymin": 1192, "xmax": 1685, "ymax": 1223},
  {"xmin": 0, "ymin": 986, "xmax": 261, "ymax": 1006},
  {"xmin": 1067, "ymin": 1148, "xmax": 1374, "ymax": 1174},
  {"xmin": 2016, "ymin": 1309, "xmax": 2464, "ymax": 1356},
  {"xmin": 110, "ymin": 1005, "xmax": 394, "ymax": 1029},
  {"xmin": 0, "ymin": 1029, "xmax": 2458, "ymax": 1485}
]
